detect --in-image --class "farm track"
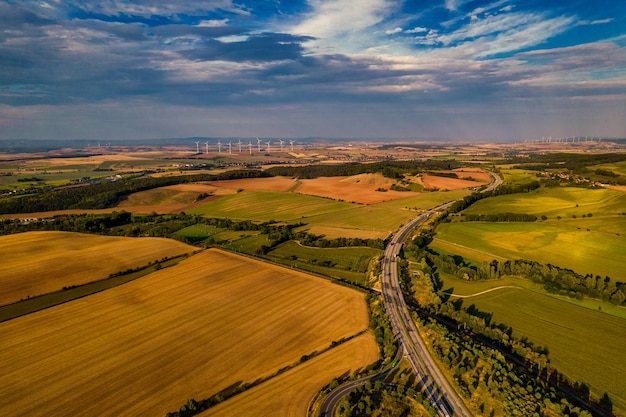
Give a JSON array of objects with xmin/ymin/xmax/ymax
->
[{"xmin": 443, "ymin": 285, "xmax": 523, "ymax": 299}]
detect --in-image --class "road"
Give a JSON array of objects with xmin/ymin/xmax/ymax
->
[
  {"xmin": 318, "ymin": 347, "xmax": 403, "ymax": 416},
  {"xmin": 319, "ymin": 172, "xmax": 501, "ymax": 417},
  {"xmin": 381, "ymin": 206, "xmax": 471, "ymax": 417}
]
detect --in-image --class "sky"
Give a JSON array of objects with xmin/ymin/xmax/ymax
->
[{"xmin": 1, "ymin": 0, "xmax": 625, "ymax": 142}]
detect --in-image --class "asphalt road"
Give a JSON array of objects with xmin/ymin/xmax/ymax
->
[{"xmin": 318, "ymin": 172, "xmax": 501, "ymax": 417}]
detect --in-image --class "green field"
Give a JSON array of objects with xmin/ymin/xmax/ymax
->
[
  {"xmin": 432, "ymin": 220, "xmax": 626, "ymax": 280},
  {"xmin": 462, "ymin": 186, "xmax": 626, "ymax": 219},
  {"xmin": 189, "ymin": 189, "xmax": 466, "ymax": 240},
  {"xmin": 593, "ymin": 160, "xmax": 626, "ymax": 177},
  {"xmin": 441, "ymin": 274, "xmax": 626, "ymax": 319},
  {"xmin": 189, "ymin": 190, "xmax": 354, "ymax": 222},
  {"xmin": 499, "ymin": 168, "xmax": 540, "ymax": 185},
  {"xmin": 266, "ymin": 241, "xmax": 381, "ymax": 286},
  {"xmin": 458, "ymin": 285, "xmax": 626, "ymax": 413},
  {"xmin": 373, "ymin": 189, "xmax": 469, "ymax": 210}
]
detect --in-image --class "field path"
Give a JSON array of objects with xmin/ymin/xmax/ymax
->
[
  {"xmin": 433, "ymin": 238, "xmax": 508, "ymax": 260},
  {"xmin": 444, "ymin": 285, "xmax": 523, "ymax": 298}
]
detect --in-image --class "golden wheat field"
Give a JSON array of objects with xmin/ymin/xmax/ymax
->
[
  {"xmin": 208, "ymin": 176, "xmax": 298, "ymax": 192},
  {"xmin": 204, "ymin": 333, "xmax": 378, "ymax": 417},
  {"xmin": 0, "ymin": 231, "xmax": 196, "ymax": 305},
  {"xmin": 0, "ymin": 249, "xmax": 371, "ymax": 417},
  {"xmin": 421, "ymin": 174, "xmax": 484, "ymax": 190}
]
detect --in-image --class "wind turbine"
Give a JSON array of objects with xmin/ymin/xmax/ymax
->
[
  {"xmin": 194, "ymin": 141, "xmax": 200, "ymax": 153},
  {"xmin": 257, "ymin": 137, "xmax": 262, "ymax": 152},
  {"xmin": 279, "ymin": 139, "xmax": 284, "ymax": 152},
  {"xmin": 228, "ymin": 141, "xmax": 232, "ymax": 154},
  {"xmin": 204, "ymin": 142, "xmax": 209, "ymax": 154},
  {"xmin": 290, "ymin": 140, "xmax": 294, "ymax": 152},
  {"xmin": 266, "ymin": 140, "xmax": 271, "ymax": 154},
  {"xmin": 248, "ymin": 140, "xmax": 253, "ymax": 155},
  {"xmin": 237, "ymin": 139, "xmax": 242, "ymax": 153},
  {"xmin": 217, "ymin": 140, "xmax": 222, "ymax": 153}
]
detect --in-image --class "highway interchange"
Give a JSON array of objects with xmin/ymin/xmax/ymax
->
[{"xmin": 319, "ymin": 173, "xmax": 502, "ymax": 417}]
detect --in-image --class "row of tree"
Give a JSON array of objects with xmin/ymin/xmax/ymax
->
[
  {"xmin": 265, "ymin": 160, "xmax": 462, "ymax": 179},
  {"xmin": 447, "ymin": 180, "xmax": 541, "ymax": 214},
  {"xmin": 463, "ymin": 212, "xmax": 538, "ymax": 222},
  {"xmin": 399, "ymin": 252, "xmax": 614, "ymax": 416},
  {"xmin": 0, "ymin": 169, "xmax": 270, "ymax": 214}
]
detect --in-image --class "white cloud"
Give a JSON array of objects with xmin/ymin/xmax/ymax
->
[
  {"xmin": 406, "ymin": 26, "xmax": 428, "ymax": 34},
  {"xmin": 198, "ymin": 19, "xmax": 230, "ymax": 27},
  {"xmin": 445, "ymin": 0, "xmax": 463, "ymax": 11},
  {"xmin": 385, "ymin": 27, "xmax": 403, "ymax": 35},
  {"xmin": 577, "ymin": 18, "xmax": 614, "ymax": 26},
  {"xmin": 287, "ymin": 0, "xmax": 397, "ymax": 53},
  {"xmin": 66, "ymin": 0, "xmax": 248, "ymax": 17},
  {"xmin": 419, "ymin": 12, "xmax": 576, "ymax": 59}
]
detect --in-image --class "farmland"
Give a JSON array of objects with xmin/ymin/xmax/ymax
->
[
  {"xmin": 267, "ymin": 241, "xmax": 381, "ymax": 285},
  {"xmin": 204, "ymin": 333, "xmax": 378, "ymax": 417},
  {"xmin": 295, "ymin": 174, "xmax": 421, "ymax": 204},
  {"xmin": 433, "ymin": 185, "xmax": 626, "ymax": 280},
  {"xmin": 0, "ymin": 249, "xmax": 375, "ymax": 417},
  {"xmin": 450, "ymin": 284, "xmax": 626, "ymax": 412},
  {"xmin": 2, "ymin": 143, "xmax": 625, "ymax": 416},
  {"xmin": 0, "ymin": 231, "xmax": 196, "ymax": 305},
  {"xmin": 432, "ymin": 220, "xmax": 626, "ymax": 280},
  {"xmin": 188, "ymin": 190, "xmax": 353, "ymax": 222},
  {"xmin": 461, "ymin": 186, "xmax": 626, "ymax": 219}
]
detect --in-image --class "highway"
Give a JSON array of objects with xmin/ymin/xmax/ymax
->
[
  {"xmin": 381, "ymin": 205, "xmax": 471, "ymax": 417},
  {"xmin": 319, "ymin": 172, "xmax": 501, "ymax": 416}
]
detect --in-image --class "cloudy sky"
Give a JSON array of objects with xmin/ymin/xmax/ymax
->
[{"xmin": 1, "ymin": 0, "xmax": 625, "ymax": 141}]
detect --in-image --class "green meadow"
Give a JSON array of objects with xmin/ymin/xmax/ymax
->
[
  {"xmin": 462, "ymin": 186, "xmax": 626, "ymax": 218},
  {"xmin": 432, "ymin": 220, "xmax": 626, "ymax": 280},
  {"xmin": 189, "ymin": 190, "xmax": 354, "ymax": 222},
  {"xmin": 434, "ymin": 185, "xmax": 626, "ymax": 279},
  {"xmin": 298, "ymin": 190, "xmax": 472, "ymax": 239},
  {"xmin": 189, "ymin": 189, "xmax": 470, "ymax": 239},
  {"xmin": 373, "ymin": 189, "xmax": 470, "ymax": 210},
  {"xmin": 266, "ymin": 241, "xmax": 381, "ymax": 286},
  {"xmin": 500, "ymin": 168, "xmax": 540, "ymax": 185},
  {"xmin": 173, "ymin": 224, "xmax": 221, "ymax": 242},
  {"xmin": 593, "ymin": 160, "xmax": 626, "ymax": 177},
  {"xmin": 298, "ymin": 205, "xmax": 416, "ymax": 239},
  {"xmin": 441, "ymin": 274, "xmax": 626, "ymax": 319},
  {"xmin": 459, "ymin": 286, "xmax": 626, "ymax": 413}
]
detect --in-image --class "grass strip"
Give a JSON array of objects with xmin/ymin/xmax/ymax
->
[{"xmin": 0, "ymin": 254, "xmax": 193, "ymax": 323}]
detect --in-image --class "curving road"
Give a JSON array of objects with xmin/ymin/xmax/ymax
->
[{"xmin": 319, "ymin": 171, "xmax": 501, "ymax": 416}]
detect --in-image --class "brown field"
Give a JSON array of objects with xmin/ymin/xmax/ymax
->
[
  {"xmin": 452, "ymin": 168, "xmax": 491, "ymax": 182},
  {"xmin": 0, "ymin": 231, "xmax": 196, "ymax": 305},
  {"xmin": 205, "ymin": 332, "xmax": 378, "ymax": 417},
  {"xmin": 116, "ymin": 183, "xmax": 227, "ymax": 213},
  {"xmin": 296, "ymin": 175, "xmax": 420, "ymax": 204},
  {"xmin": 0, "ymin": 249, "xmax": 370, "ymax": 417},
  {"xmin": 421, "ymin": 174, "xmax": 485, "ymax": 190},
  {"xmin": 208, "ymin": 176, "xmax": 298, "ymax": 192}
]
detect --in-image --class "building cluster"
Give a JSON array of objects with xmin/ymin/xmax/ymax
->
[{"xmin": 543, "ymin": 171, "xmax": 607, "ymax": 187}]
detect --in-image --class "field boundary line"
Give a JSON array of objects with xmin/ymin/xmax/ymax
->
[
  {"xmin": 443, "ymin": 285, "xmax": 523, "ymax": 298},
  {"xmin": 432, "ymin": 237, "xmax": 509, "ymax": 261}
]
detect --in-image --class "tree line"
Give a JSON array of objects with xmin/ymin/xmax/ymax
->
[
  {"xmin": 0, "ymin": 169, "xmax": 270, "ymax": 214},
  {"xmin": 398, "ymin": 249, "xmax": 614, "ymax": 417},
  {"xmin": 265, "ymin": 160, "xmax": 462, "ymax": 179},
  {"xmin": 463, "ymin": 212, "xmax": 538, "ymax": 222}
]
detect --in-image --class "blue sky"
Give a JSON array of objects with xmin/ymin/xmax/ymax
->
[{"xmin": 1, "ymin": 0, "xmax": 625, "ymax": 141}]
